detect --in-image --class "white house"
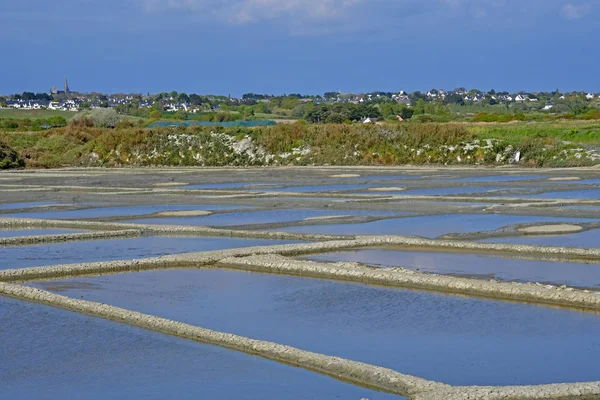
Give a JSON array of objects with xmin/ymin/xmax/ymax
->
[
  {"xmin": 542, "ymin": 104, "xmax": 554, "ymax": 111},
  {"xmin": 515, "ymin": 94, "xmax": 528, "ymax": 102},
  {"xmin": 586, "ymin": 93, "xmax": 596, "ymax": 100}
]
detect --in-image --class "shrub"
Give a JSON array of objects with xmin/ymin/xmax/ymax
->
[
  {"xmin": 73, "ymin": 108, "xmax": 121, "ymax": 128},
  {"xmin": 0, "ymin": 140, "xmax": 25, "ymax": 169}
]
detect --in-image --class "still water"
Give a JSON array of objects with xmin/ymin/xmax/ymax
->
[
  {"xmin": 0, "ymin": 237, "xmax": 298, "ymax": 270},
  {"xmin": 129, "ymin": 209, "xmax": 399, "ymax": 227},
  {"xmin": 0, "ymin": 228, "xmax": 85, "ymax": 238},
  {"xmin": 3, "ymin": 205, "xmax": 251, "ymax": 220},
  {"xmin": 482, "ymin": 229, "xmax": 600, "ymax": 248},
  {"xmin": 304, "ymin": 249, "xmax": 600, "ymax": 288},
  {"xmin": 0, "ymin": 297, "xmax": 400, "ymax": 400},
  {"xmin": 269, "ymin": 214, "xmax": 595, "ymax": 238},
  {"xmin": 31, "ymin": 268, "xmax": 600, "ymax": 387}
]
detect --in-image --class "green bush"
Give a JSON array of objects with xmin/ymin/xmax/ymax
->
[
  {"xmin": 0, "ymin": 140, "xmax": 25, "ymax": 169},
  {"xmin": 73, "ymin": 109, "xmax": 121, "ymax": 128}
]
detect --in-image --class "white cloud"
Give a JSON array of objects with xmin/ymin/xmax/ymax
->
[
  {"xmin": 562, "ymin": 3, "xmax": 591, "ymax": 19},
  {"xmin": 141, "ymin": 0, "xmax": 364, "ymax": 24}
]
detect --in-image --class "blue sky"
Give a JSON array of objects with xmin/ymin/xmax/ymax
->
[{"xmin": 2, "ymin": 0, "xmax": 598, "ymax": 95}]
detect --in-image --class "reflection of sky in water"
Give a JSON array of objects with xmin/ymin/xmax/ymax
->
[
  {"xmin": 483, "ymin": 229, "xmax": 600, "ymax": 248},
  {"xmin": 128, "ymin": 209, "xmax": 400, "ymax": 227},
  {"xmin": 270, "ymin": 214, "xmax": 595, "ymax": 238},
  {"xmin": 34, "ymin": 269, "xmax": 600, "ymax": 387},
  {"xmin": 404, "ymin": 186, "xmax": 522, "ymax": 196},
  {"xmin": 270, "ymin": 184, "xmax": 374, "ymax": 193},
  {"xmin": 4, "ymin": 205, "xmax": 251, "ymax": 220},
  {"xmin": 0, "ymin": 228, "xmax": 85, "ymax": 238},
  {"xmin": 1, "ymin": 297, "xmax": 399, "ymax": 400},
  {"xmin": 0, "ymin": 202, "xmax": 56, "ymax": 210},
  {"xmin": 306, "ymin": 249, "xmax": 600, "ymax": 288},
  {"xmin": 456, "ymin": 176, "xmax": 544, "ymax": 183},
  {"xmin": 498, "ymin": 189, "xmax": 600, "ymax": 200},
  {"xmin": 0, "ymin": 237, "xmax": 297, "ymax": 269},
  {"xmin": 183, "ymin": 182, "xmax": 283, "ymax": 190}
]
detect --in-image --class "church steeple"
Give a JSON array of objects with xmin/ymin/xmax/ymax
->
[{"xmin": 64, "ymin": 77, "xmax": 69, "ymax": 94}]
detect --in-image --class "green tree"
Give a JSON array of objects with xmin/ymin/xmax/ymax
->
[
  {"xmin": 149, "ymin": 109, "xmax": 162, "ymax": 120},
  {"xmin": 174, "ymin": 109, "xmax": 188, "ymax": 120},
  {"xmin": 22, "ymin": 92, "xmax": 36, "ymax": 100},
  {"xmin": 177, "ymin": 93, "xmax": 190, "ymax": 104},
  {"xmin": 47, "ymin": 116, "xmax": 67, "ymax": 127}
]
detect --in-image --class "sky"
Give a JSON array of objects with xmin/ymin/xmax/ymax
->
[{"xmin": 1, "ymin": 0, "xmax": 599, "ymax": 95}]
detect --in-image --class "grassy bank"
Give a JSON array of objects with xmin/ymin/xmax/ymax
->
[
  {"xmin": 0, "ymin": 121, "xmax": 599, "ymax": 169},
  {"xmin": 0, "ymin": 109, "xmax": 76, "ymax": 121},
  {"xmin": 468, "ymin": 120, "xmax": 600, "ymax": 144}
]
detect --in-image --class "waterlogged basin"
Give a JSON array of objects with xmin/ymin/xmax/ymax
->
[
  {"xmin": 0, "ymin": 297, "xmax": 399, "ymax": 400},
  {"xmin": 348, "ymin": 175, "xmax": 421, "ymax": 181},
  {"xmin": 304, "ymin": 249, "xmax": 600, "ymax": 288},
  {"xmin": 0, "ymin": 202, "xmax": 56, "ymax": 210},
  {"xmin": 403, "ymin": 186, "xmax": 523, "ymax": 196},
  {"xmin": 183, "ymin": 182, "xmax": 283, "ymax": 190},
  {"xmin": 483, "ymin": 229, "xmax": 600, "ymax": 249},
  {"xmin": 0, "ymin": 237, "xmax": 298, "ymax": 270},
  {"xmin": 269, "ymin": 184, "xmax": 374, "ymax": 193},
  {"xmin": 32, "ymin": 269, "xmax": 600, "ymax": 387},
  {"xmin": 456, "ymin": 176, "xmax": 545, "ymax": 183},
  {"xmin": 268, "ymin": 214, "xmax": 595, "ymax": 238},
  {"xmin": 268, "ymin": 197, "xmax": 360, "ymax": 202},
  {"xmin": 0, "ymin": 228, "xmax": 85, "ymax": 238},
  {"xmin": 128, "ymin": 209, "xmax": 399, "ymax": 227},
  {"xmin": 501, "ymin": 189, "xmax": 600, "ymax": 200},
  {"xmin": 3, "ymin": 205, "xmax": 252, "ymax": 220},
  {"xmin": 548, "ymin": 179, "xmax": 600, "ymax": 185}
]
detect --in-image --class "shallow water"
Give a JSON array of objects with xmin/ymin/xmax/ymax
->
[
  {"xmin": 0, "ymin": 236, "xmax": 297, "ymax": 270},
  {"xmin": 346, "ymin": 175, "xmax": 422, "ymax": 181},
  {"xmin": 410, "ymin": 201, "xmax": 494, "ymax": 207},
  {"xmin": 278, "ymin": 184, "xmax": 378, "ymax": 193},
  {"xmin": 0, "ymin": 297, "xmax": 399, "ymax": 400},
  {"xmin": 129, "ymin": 209, "xmax": 399, "ymax": 227},
  {"xmin": 501, "ymin": 189, "xmax": 600, "ymax": 200},
  {"xmin": 0, "ymin": 201, "xmax": 57, "ymax": 210},
  {"xmin": 269, "ymin": 196, "xmax": 361, "ymax": 202},
  {"xmin": 32, "ymin": 269, "xmax": 600, "ymax": 387},
  {"xmin": 550, "ymin": 179, "xmax": 600, "ymax": 185},
  {"xmin": 482, "ymin": 229, "xmax": 600, "ymax": 248},
  {"xmin": 304, "ymin": 249, "xmax": 600, "ymax": 288},
  {"xmin": 263, "ymin": 184, "xmax": 377, "ymax": 193},
  {"xmin": 564, "ymin": 205, "xmax": 600, "ymax": 211},
  {"xmin": 0, "ymin": 228, "xmax": 85, "ymax": 238},
  {"xmin": 183, "ymin": 182, "xmax": 283, "ymax": 190},
  {"xmin": 403, "ymin": 186, "xmax": 524, "ymax": 196},
  {"xmin": 456, "ymin": 175, "xmax": 544, "ymax": 183},
  {"xmin": 268, "ymin": 214, "xmax": 595, "ymax": 238},
  {"xmin": 3, "ymin": 205, "xmax": 251, "ymax": 220}
]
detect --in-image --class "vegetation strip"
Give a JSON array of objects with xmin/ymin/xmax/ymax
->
[
  {"xmin": 0, "ymin": 229, "xmax": 142, "ymax": 247},
  {"xmin": 0, "ymin": 282, "xmax": 444, "ymax": 398}
]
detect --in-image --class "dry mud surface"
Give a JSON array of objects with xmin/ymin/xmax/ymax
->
[{"xmin": 2, "ymin": 166, "xmax": 600, "ymax": 400}]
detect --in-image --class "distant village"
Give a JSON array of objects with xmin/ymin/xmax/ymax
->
[{"xmin": 1, "ymin": 78, "xmax": 599, "ymax": 114}]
